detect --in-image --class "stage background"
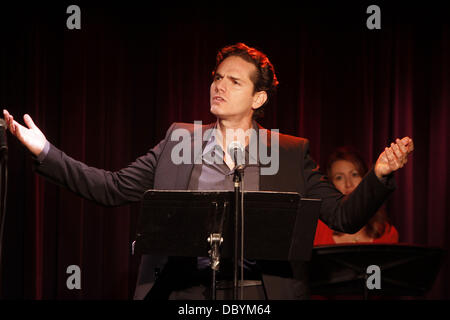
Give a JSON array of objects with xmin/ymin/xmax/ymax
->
[{"xmin": 0, "ymin": 2, "xmax": 449, "ymax": 299}]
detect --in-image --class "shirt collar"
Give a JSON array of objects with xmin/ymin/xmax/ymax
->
[{"xmin": 201, "ymin": 121, "xmax": 259, "ymax": 165}]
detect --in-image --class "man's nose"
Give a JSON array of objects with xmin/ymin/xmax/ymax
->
[{"xmin": 215, "ymin": 79, "xmax": 226, "ymax": 92}]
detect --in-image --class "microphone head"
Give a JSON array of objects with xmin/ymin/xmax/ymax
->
[{"xmin": 227, "ymin": 141, "xmax": 245, "ymax": 167}]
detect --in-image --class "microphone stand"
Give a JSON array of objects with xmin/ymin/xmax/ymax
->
[{"xmin": 232, "ymin": 162, "xmax": 244, "ymax": 300}]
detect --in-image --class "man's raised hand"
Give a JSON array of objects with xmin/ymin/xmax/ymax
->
[
  {"xmin": 3, "ymin": 109, "xmax": 47, "ymax": 156},
  {"xmin": 374, "ymin": 137, "xmax": 414, "ymax": 179}
]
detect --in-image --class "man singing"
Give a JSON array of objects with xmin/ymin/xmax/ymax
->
[{"xmin": 3, "ymin": 43, "xmax": 413, "ymax": 299}]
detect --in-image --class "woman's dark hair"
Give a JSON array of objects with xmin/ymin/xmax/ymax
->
[
  {"xmin": 326, "ymin": 146, "xmax": 391, "ymax": 239},
  {"xmin": 326, "ymin": 146, "xmax": 368, "ymax": 179},
  {"xmin": 212, "ymin": 43, "xmax": 279, "ymax": 119}
]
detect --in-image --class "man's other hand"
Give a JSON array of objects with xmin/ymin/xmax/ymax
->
[
  {"xmin": 375, "ymin": 137, "xmax": 414, "ymax": 179},
  {"xmin": 3, "ymin": 109, "xmax": 47, "ymax": 157}
]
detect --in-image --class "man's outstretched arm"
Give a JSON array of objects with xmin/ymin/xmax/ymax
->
[
  {"xmin": 3, "ymin": 109, "xmax": 171, "ymax": 207},
  {"xmin": 303, "ymin": 137, "xmax": 414, "ymax": 233}
]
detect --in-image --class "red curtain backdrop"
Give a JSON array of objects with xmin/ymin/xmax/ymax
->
[{"xmin": 0, "ymin": 3, "xmax": 449, "ymax": 299}]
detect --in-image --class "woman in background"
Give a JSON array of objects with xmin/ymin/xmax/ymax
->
[{"xmin": 314, "ymin": 146, "xmax": 399, "ymax": 245}]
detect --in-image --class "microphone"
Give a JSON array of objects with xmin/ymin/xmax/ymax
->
[
  {"xmin": 0, "ymin": 118, "xmax": 7, "ymax": 155},
  {"xmin": 227, "ymin": 141, "xmax": 245, "ymax": 169}
]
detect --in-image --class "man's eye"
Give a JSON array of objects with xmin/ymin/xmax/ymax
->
[{"xmin": 334, "ymin": 176, "xmax": 342, "ymax": 181}]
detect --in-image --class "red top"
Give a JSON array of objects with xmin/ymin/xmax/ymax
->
[{"xmin": 313, "ymin": 219, "xmax": 399, "ymax": 246}]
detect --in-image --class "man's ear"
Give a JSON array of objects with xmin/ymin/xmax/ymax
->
[{"xmin": 252, "ymin": 91, "xmax": 268, "ymax": 111}]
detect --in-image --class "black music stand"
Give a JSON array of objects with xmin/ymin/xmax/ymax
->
[
  {"xmin": 133, "ymin": 190, "xmax": 322, "ymax": 300},
  {"xmin": 308, "ymin": 244, "xmax": 446, "ymax": 299}
]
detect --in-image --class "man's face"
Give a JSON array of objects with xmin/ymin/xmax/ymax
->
[{"xmin": 210, "ymin": 56, "xmax": 261, "ymax": 121}]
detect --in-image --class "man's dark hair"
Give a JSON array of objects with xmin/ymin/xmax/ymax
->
[{"xmin": 212, "ymin": 43, "xmax": 279, "ymax": 119}]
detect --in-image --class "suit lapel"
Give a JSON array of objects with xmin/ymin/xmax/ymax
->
[
  {"xmin": 257, "ymin": 123, "xmax": 299, "ymax": 193},
  {"xmin": 174, "ymin": 122, "xmax": 215, "ymax": 189},
  {"xmin": 257, "ymin": 123, "xmax": 278, "ymax": 191}
]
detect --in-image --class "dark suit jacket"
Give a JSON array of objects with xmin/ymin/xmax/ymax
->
[{"xmin": 34, "ymin": 122, "xmax": 396, "ymax": 299}]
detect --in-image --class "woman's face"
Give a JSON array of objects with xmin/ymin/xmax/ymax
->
[{"xmin": 330, "ymin": 160, "xmax": 363, "ymax": 195}]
